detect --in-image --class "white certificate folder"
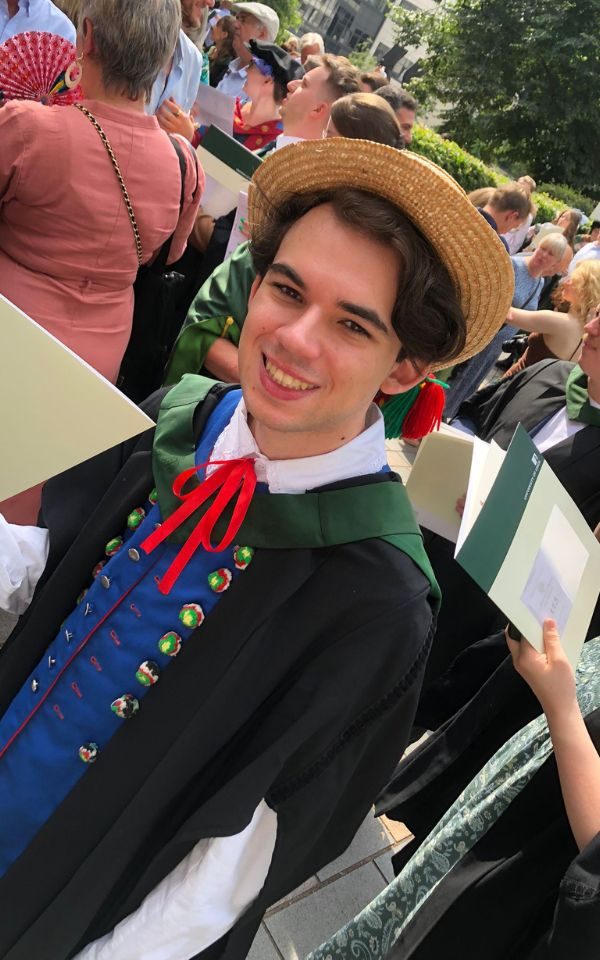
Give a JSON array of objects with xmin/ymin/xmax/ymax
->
[
  {"xmin": 407, "ymin": 424, "xmax": 600, "ymax": 666},
  {"xmin": 0, "ymin": 296, "xmax": 154, "ymax": 501}
]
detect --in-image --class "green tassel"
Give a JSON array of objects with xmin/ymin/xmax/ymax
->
[
  {"xmin": 381, "ymin": 386, "xmax": 420, "ymax": 439},
  {"xmin": 380, "ymin": 378, "xmax": 449, "ymax": 440}
]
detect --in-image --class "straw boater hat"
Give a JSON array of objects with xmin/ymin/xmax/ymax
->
[{"xmin": 248, "ymin": 138, "xmax": 515, "ymax": 369}]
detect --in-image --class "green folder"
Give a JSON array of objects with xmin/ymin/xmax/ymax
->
[
  {"xmin": 201, "ymin": 125, "xmax": 262, "ymax": 180},
  {"xmin": 408, "ymin": 424, "xmax": 600, "ymax": 665}
]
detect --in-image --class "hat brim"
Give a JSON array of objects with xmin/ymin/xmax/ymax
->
[{"xmin": 248, "ymin": 138, "xmax": 515, "ymax": 369}]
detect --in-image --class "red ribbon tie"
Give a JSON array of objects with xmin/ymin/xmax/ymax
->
[{"xmin": 140, "ymin": 458, "xmax": 257, "ymax": 594}]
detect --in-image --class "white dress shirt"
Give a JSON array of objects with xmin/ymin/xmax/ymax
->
[
  {"xmin": 216, "ymin": 56, "xmax": 249, "ymax": 104},
  {"xmin": 531, "ymin": 396, "xmax": 600, "ymax": 453},
  {"xmin": 0, "ymin": 0, "xmax": 76, "ymax": 43},
  {"xmin": 147, "ymin": 29, "xmax": 203, "ymax": 115},
  {"xmin": 1, "ymin": 395, "xmax": 387, "ymax": 960},
  {"xmin": 568, "ymin": 241, "xmax": 600, "ymax": 275}
]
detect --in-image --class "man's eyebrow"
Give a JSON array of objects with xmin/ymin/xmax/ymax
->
[
  {"xmin": 267, "ymin": 262, "xmax": 306, "ymax": 288},
  {"xmin": 267, "ymin": 265, "xmax": 390, "ymax": 334},
  {"xmin": 338, "ymin": 301, "xmax": 390, "ymax": 335}
]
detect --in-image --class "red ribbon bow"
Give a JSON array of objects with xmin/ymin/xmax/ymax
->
[{"xmin": 141, "ymin": 458, "xmax": 257, "ymax": 594}]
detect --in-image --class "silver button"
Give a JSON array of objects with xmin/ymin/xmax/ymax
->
[
  {"xmin": 100, "ymin": 575, "xmax": 111, "ymax": 589},
  {"xmin": 31, "ymin": 678, "xmax": 39, "ymax": 693},
  {"xmin": 48, "ymin": 656, "xmax": 56, "ymax": 669},
  {"xmin": 128, "ymin": 548, "xmax": 140, "ymax": 562}
]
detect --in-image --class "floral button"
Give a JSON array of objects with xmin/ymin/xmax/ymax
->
[
  {"xmin": 136, "ymin": 660, "xmax": 161, "ymax": 687},
  {"xmin": 178, "ymin": 603, "xmax": 205, "ymax": 629},
  {"xmin": 92, "ymin": 561, "xmax": 106, "ymax": 578},
  {"xmin": 111, "ymin": 693, "xmax": 140, "ymax": 719},
  {"xmin": 79, "ymin": 742, "xmax": 99, "ymax": 763},
  {"xmin": 149, "ymin": 488, "xmax": 158, "ymax": 505},
  {"xmin": 158, "ymin": 631, "xmax": 182, "ymax": 657},
  {"xmin": 127, "ymin": 507, "xmax": 146, "ymax": 530},
  {"xmin": 105, "ymin": 537, "xmax": 124, "ymax": 557},
  {"xmin": 208, "ymin": 568, "xmax": 232, "ymax": 593},
  {"xmin": 233, "ymin": 546, "xmax": 254, "ymax": 571}
]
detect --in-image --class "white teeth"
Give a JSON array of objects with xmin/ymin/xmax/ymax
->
[{"xmin": 265, "ymin": 358, "xmax": 314, "ymax": 391}]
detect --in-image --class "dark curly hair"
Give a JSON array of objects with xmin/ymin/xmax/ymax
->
[{"xmin": 250, "ymin": 188, "xmax": 466, "ymax": 369}]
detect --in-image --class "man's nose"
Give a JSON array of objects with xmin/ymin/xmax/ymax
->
[
  {"xmin": 277, "ymin": 305, "xmax": 323, "ymax": 357},
  {"xmin": 287, "ymin": 79, "xmax": 301, "ymax": 94}
]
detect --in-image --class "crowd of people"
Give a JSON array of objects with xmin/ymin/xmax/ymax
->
[{"xmin": 0, "ymin": 1, "xmax": 599, "ymax": 959}]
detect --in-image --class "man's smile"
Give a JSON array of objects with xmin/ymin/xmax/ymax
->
[{"xmin": 263, "ymin": 354, "xmax": 319, "ymax": 392}]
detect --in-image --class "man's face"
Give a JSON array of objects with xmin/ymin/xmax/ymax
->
[
  {"xmin": 580, "ymin": 306, "xmax": 600, "ymax": 385},
  {"xmin": 280, "ymin": 65, "xmax": 330, "ymax": 132},
  {"xmin": 233, "ymin": 11, "xmax": 264, "ymax": 58},
  {"xmin": 397, "ymin": 107, "xmax": 415, "ymax": 144},
  {"xmin": 181, "ymin": 0, "xmax": 214, "ymax": 28},
  {"xmin": 300, "ymin": 42, "xmax": 322, "ymax": 64},
  {"xmin": 238, "ymin": 204, "xmax": 417, "ymax": 459},
  {"xmin": 590, "ymin": 227, "xmax": 600, "ymax": 242},
  {"xmin": 494, "ymin": 209, "xmax": 524, "ymax": 233}
]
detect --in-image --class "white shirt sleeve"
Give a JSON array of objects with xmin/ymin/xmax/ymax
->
[
  {"xmin": 75, "ymin": 800, "xmax": 278, "ymax": 960},
  {"xmin": 0, "ymin": 515, "xmax": 49, "ymax": 615}
]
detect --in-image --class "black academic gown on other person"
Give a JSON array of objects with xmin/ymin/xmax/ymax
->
[
  {"xmin": 417, "ymin": 359, "xmax": 600, "ymax": 731},
  {"xmin": 382, "ymin": 707, "xmax": 600, "ymax": 960},
  {"xmin": 0, "ymin": 383, "xmax": 435, "ymax": 960}
]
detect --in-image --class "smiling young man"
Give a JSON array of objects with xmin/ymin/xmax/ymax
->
[{"xmin": 0, "ymin": 140, "xmax": 512, "ymax": 960}]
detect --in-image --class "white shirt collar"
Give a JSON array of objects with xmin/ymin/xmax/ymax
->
[
  {"xmin": 227, "ymin": 57, "xmax": 248, "ymax": 77},
  {"xmin": 274, "ymin": 134, "xmax": 304, "ymax": 150},
  {"xmin": 210, "ymin": 397, "xmax": 388, "ymax": 494}
]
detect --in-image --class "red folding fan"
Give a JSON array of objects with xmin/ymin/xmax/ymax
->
[{"xmin": 0, "ymin": 31, "xmax": 82, "ymax": 106}]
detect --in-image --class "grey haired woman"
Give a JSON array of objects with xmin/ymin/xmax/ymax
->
[{"xmin": 0, "ymin": 0, "xmax": 203, "ymax": 523}]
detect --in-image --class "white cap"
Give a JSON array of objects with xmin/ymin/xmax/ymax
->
[{"xmin": 232, "ymin": 2, "xmax": 280, "ymax": 43}]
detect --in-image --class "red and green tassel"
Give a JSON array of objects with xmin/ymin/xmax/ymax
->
[{"xmin": 378, "ymin": 377, "xmax": 448, "ymax": 441}]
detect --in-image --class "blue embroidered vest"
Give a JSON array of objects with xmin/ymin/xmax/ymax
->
[{"xmin": 0, "ymin": 390, "xmax": 250, "ymax": 875}]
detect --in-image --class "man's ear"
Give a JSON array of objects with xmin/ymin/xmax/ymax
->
[
  {"xmin": 379, "ymin": 356, "xmax": 432, "ymax": 396},
  {"xmin": 248, "ymin": 274, "xmax": 264, "ymax": 306}
]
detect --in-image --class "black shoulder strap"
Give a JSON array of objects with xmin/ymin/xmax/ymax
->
[{"xmin": 150, "ymin": 136, "xmax": 195, "ymax": 273}]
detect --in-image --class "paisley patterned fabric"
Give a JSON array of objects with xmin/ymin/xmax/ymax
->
[{"xmin": 309, "ymin": 638, "xmax": 600, "ymax": 960}]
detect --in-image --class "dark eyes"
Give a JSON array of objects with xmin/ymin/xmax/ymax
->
[
  {"xmin": 272, "ymin": 282, "xmax": 302, "ymax": 302},
  {"xmin": 342, "ymin": 320, "xmax": 370, "ymax": 337},
  {"xmin": 270, "ymin": 283, "xmax": 370, "ymax": 338}
]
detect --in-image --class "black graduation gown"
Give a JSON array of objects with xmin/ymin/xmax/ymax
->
[
  {"xmin": 416, "ymin": 358, "xmax": 600, "ymax": 730},
  {"xmin": 383, "ymin": 708, "xmax": 600, "ymax": 960},
  {"xmin": 0, "ymin": 383, "xmax": 435, "ymax": 960}
]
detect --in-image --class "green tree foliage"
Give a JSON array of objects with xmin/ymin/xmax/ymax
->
[
  {"xmin": 536, "ymin": 183, "xmax": 596, "ymax": 217},
  {"xmin": 391, "ymin": 0, "xmax": 600, "ymax": 196},
  {"xmin": 411, "ymin": 125, "xmax": 567, "ymax": 221},
  {"xmin": 348, "ymin": 40, "xmax": 378, "ymax": 72},
  {"xmin": 265, "ymin": 0, "xmax": 301, "ymax": 40}
]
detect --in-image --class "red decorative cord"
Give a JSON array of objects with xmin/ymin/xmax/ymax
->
[{"xmin": 141, "ymin": 459, "xmax": 257, "ymax": 594}]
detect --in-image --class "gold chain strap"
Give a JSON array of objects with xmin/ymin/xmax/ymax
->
[{"xmin": 74, "ymin": 103, "xmax": 143, "ymax": 266}]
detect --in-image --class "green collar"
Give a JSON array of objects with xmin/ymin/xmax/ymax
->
[
  {"xmin": 152, "ymin": 376, "xmax": 440, "ymax": 604},
  {"xmin": 566, "ymin": 365, "xmax": 600, "ymax": 426}
]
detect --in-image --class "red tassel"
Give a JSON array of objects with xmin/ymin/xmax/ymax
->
[{"xmin": 402, "ymin": 381, "xmax": 446, "ymax": 440}]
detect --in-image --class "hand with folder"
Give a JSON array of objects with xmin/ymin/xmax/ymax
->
[{"xmin": 507, "ymin": 618, "xmax": 600, "ymax": 852}]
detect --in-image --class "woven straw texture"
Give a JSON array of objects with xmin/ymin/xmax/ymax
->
[{"xmin": 248, "ymin": 138, "xmax": 515, "ymax": 369}]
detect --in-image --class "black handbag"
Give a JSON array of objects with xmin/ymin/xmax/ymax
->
[
  {"xmin": 118, "ymin": 140, "xmax": 188, "ymax": 403},
  {"xmin": 74, "ymin": 103, "xmax": 195, "ymax": 403}
]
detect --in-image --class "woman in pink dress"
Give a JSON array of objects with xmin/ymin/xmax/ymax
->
[{"xmin": 0, "ymin": 0, "xmax": 204, "ymax": 522}]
